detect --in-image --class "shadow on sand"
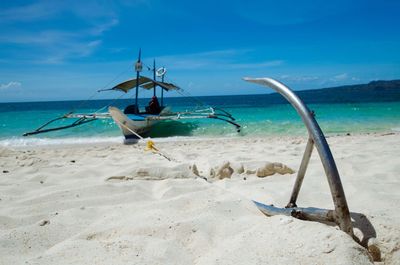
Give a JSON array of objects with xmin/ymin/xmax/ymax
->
[
  {"xmin": 312, "ymin": 211, "xmax": 380, "ymax": 261},
  {"xmin": 350, "ymin": 212, "xmax": 381, "ymax": 261}
]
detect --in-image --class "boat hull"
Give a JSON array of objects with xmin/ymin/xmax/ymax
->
[{"xmin": 109, "ymin": 106, "xmax": 159, "ymax": 143}]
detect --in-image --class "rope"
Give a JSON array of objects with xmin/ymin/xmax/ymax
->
[
  {"xmin": 69, "ymin": 64, "xmax": 132, "ymax": 114},
  {"xmin": 175, "ymin": 89, "xmax": 207, "ymax": 109},
  {"xmin": 111, "ymin": 115, "xmax": 177, "ymax": 162},
  {"xmin": 93, "ymin": 93, "xmax": 126, "ymax": 114},
  {"xmin": 144, "ymin": 140, "xmax": 173, "ymax": 161},
  {"xmin": 163, "ymin": 75, "xmax": 209, "ymax": 109}
]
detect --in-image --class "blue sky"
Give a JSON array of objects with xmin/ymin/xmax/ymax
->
[{"xmin": 0, "ymin": 0, "xmax": 399, "ymax": 102}]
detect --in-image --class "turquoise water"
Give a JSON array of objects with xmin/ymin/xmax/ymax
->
[{"xmin": 0, "ymin": 95, "xmax": 399, "ymax": 146}]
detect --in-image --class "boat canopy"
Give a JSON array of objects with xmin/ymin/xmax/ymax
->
[
  {"xmin": 111, "ymin": 76, "xmax": 152, "ymax": 93},
  {"xmin": 153, "ymin": 80, "xmax": 180, "ymax": 91},
  {"xmin": 112, "ymin": 76, "xmax": 180, "ymax": 93}
]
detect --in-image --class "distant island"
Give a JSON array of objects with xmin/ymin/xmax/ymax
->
[
  {"xmin": 243, "ymin": 79, "xmax": 400, "ymax": 105},
  {"xmin": 292, "ymin": 79, "xmax": 400, "ymax": 104}
]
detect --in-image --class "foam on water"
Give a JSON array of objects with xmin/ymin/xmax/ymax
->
[{"xmin": 0, "ymin": 136, "xmax": 124, "ymax": 147}]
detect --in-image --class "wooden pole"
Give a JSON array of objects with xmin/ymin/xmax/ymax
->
[{"xmin": 134, "ymin": 49, "xmax": 142, "ymax": 114}]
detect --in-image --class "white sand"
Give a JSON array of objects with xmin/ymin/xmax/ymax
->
[{"xmin": 0, "ymin": 133, "xmax": 399, "ymax": 264}]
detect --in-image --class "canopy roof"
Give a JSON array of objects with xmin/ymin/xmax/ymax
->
[{"xmin": 112, "ymin": 76, "xmax": 180, "ymax": 93}]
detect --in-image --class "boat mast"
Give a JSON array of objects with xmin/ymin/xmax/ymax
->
[
  {"xmin": 161, "ymin": 73, "xmax": 164, "ymax": 107},
  {"xmin": 153, "ymin": 59, "xmax": 157, "ymax": 97},
  {"xmin": 134, "ymin": 49, "xmax": 143, "ymax": 114}
]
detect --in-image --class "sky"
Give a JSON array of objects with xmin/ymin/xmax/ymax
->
[{"xmin": 0, "ymin": 0, "xmax": 400, "ymax": 102}]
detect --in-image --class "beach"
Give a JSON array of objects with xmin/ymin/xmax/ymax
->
[
  {"xmin": 1, "ymin": 0, "xmax": 399, "ymax": 263},
  {"xmin": 1, "ymin": 133, "xmax": 399, "ymax": 264}
]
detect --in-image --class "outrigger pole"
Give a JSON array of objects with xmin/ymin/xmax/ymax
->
[
  {"xmin": 153, "ymin": 59, "xmax": 157, "ymax": 97},
  {"xmin": 161, "ymin": 71, "xmax": 165, "ymax": 107},
  {"xmin": 134, "ymin": 49, "xmax": 143, "ymax": 114}
]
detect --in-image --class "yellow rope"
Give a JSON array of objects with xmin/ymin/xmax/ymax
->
[
  {"xmin": 145, "ymin": 140, "xmax": 158, "ymax": 152},
  {"xmin": 144, "ymin": 140, "xmax": 175, "ymax": 161},
  {"xmin": 112, "ymin": 116, "xmax": 175, "ymax": 162}
]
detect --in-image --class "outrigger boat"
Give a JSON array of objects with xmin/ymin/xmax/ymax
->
[{"xmin": 23, "ymin": 50, "xmax": 241, "ymax": 142}]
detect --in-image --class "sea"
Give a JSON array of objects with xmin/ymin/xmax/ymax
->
[{"xmin": 1, "ymin": 93, "xmax": 399, "ymax": 146}]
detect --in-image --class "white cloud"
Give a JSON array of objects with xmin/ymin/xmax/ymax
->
[
  {"xmin": 230, "ymin": 60, "xmax": 284, "ymax": 69},
  {"xmin": 194, "ymin": 49, "xmax": 252, "ymax": 57},
  {"xmin": 42, "ymin": 39, "xmax": 103, "ymax": 64},
  {"xmin": 280, "ymin": 75, "xmax": 319, "ymax": 82},
  {"xmin": 0, "ymin": 1, "xmax": 59, "ymax": 23},
  {"xmin": 155, "ymin": 49, "xmax": 283, "ymax": 71},
  {"xmin": 0, "ymin": 24, "xmax": 115, "ymax": 63},
  {"xmin": 0, "ymin": 1, "xmax": 119, "ymax": 63},
  {"xmin": 328, "ymin": 73, "xmax": 361, "ymax": 83},
  {"xmin": 0, "ymin": 1, "xmax": 118, "ymax": 24},
  {"xmin": 0, "ymin": 30, "xmax": 76, "ymax": 45},
  {"xmin": 90, "ymin": 19, "xmax": 119, "ymax": 35},
  {"xmin": 0, "ymin": 81, "xmax": 21, "ymax": 90},
  {"xmin": 331, "ymin": 73, "xmax": 349, "ymax": 81}
]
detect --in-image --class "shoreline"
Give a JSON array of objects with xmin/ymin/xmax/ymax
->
[{"xmin": 1, "ymin": 130, "xmax": 399, "ymax": 149}]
